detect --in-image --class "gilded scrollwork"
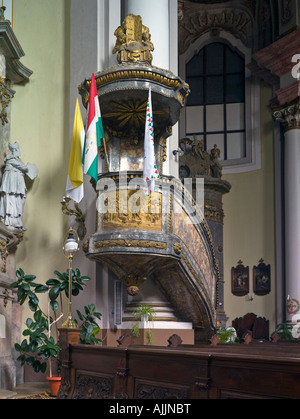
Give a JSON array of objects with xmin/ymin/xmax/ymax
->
[
  {"xmin": 0, "ymin": 238, "xmax": 7, "ymax": 272},
  {"xmin": 79, "ymin": 69, "xmax": 184, "ymax": 109},
  {"xmin": 61, "ymin": 196, "xmax": 87, "ymax": 240},
  {"xmin": 0, "ymin": 77, "xmax": 11, "ymax": 126},
  {"xmin": 173, "ymin": 242, "xmax": 182, "ymax": 255},
  {"xmin": 94, "ymin": 239, "xmax": 167, "ymax": 250},
  {"xmin": 112, "ymin": 14, "xmax": 154, "ymax": 64},
  {"xmin": 102, "ymin": 190, "xmax": 162, "ymax": 231}
]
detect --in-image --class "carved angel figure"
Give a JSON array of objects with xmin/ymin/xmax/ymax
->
[{"xmin": 0, "ymin": 142, "xmax": 38, "ymax": 230}]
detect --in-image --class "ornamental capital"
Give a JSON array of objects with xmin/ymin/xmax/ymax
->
[{"xmin": 273, "ymin": 98, "xmax": 300, "ymax": 132}]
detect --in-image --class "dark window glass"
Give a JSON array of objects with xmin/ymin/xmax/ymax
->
[
  {"xmin": 205, "ymin": 43, "xmax": 224, "ymax": 75},
  {"xmin": 186, "ymin": 51, "xmax": 204, "ymax": 77},
  {"xmin": 226, "ymin": 47, "xmax": 244, "ymax": 73},
  {"xmin": 187, "ymin": 77, "xmax": 204, "ymax": 106},
  {"xmin": 185, "ymin": 42, "xmax": 246, "ymax": 161},
  {"xmin": 226, "ymin": 74, "xmax": 245, "ymax": 103},
  {"xmin": 205, "ymin": 76, "xmax": 224, "ymax": 104}
]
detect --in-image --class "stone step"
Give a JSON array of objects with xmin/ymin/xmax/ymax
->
[{"xmin": 0, "ymin": 389, "xmax": 17, "ymax": 399}]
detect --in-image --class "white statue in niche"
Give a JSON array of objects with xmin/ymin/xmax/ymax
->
[{"xmin": 0, "ymin": 142, "xmax": 38, "ymax": 230}]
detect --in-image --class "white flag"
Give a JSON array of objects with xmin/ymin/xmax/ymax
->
[{"xmin": 143, "ymin": 87, "xmax": 159, "ymax": 196}]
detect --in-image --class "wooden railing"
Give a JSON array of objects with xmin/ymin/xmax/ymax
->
[{"xmin": 57, "ymin": 329, "xmax": 300, "ymax": 399}]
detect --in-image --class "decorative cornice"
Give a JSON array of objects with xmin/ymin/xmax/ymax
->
[
  {"xmin": 273, "ymin": 98, "xmax": 300, "ymax": 132},
  {"xmin": 275, "ymin": 81, "xmax": 300, "ymax": 107},
  {"xmin": 250, "ymin": 29, "xmax": 300, "ymax": 104},
  {"xmin": 179, "ymin": 3, "xmax": 253, "ymax": 54},
  {"xmin": 252, "ymin": 28, "xmax": 300, "ymax": 79},
  {"xmin": 78, "ymin": 63, "xmax": 189, "ymax": 109},
  {"xmin": 94, "ymin": 239, "xmax": 167, "ymax": 251},
  {"xmin": 0, "ymin": 20, "xmax": 33, "ymax": 83}
]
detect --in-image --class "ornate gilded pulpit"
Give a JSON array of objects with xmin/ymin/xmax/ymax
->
[{"xmin": 79, "ymin": 15, "xmax": 224, "ymax": 342}]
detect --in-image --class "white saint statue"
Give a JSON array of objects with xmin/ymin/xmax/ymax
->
[{"xmin": 0, "ymin": 142, "xmax": 38, "ymax": 230}]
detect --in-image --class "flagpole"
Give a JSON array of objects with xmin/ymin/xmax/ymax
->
[
  {"xmin": 83, "ymin": 73, "xmax": 105, "ymax": 184},
  {"xmin": 102, "ymin": 133, "xmax": 110, "ymax": 170},
  {"xmin": 143, "ymin": 86, "xmax": 160, "ymax": 196}
]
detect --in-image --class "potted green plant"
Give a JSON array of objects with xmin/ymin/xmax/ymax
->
[
  {"xmin": 216, "ymin": 326, "xmax": 238, "ymax": 344},
  {"xmin": 11, "ymin": 268, "xmax": 102, "ymax": 396},
  {"xmin": 274, "ymin": 323, "xmax": 294, "ymax": 341},
  {"xmin": 131, "ymin": 304, "xmax": 155, "ymax": 344}
]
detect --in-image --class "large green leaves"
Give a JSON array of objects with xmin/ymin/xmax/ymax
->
[
  {"xmin": 76, "ymin": 304, "xmax": 102, "ymax": 344},
  {"xmin": 12, "ymin": 267, "xmax": 98, "ymax": 375},
  {"xmin": 11, "ymin": 267, "xmax": 92, "ymax": 313},
  {"xmin": 46, "ymin": 268, "xmax": 91, "ymax": 311},
  {"xmin": 12, "ymin": 269, "xmax": 48, "ymax": 311}
]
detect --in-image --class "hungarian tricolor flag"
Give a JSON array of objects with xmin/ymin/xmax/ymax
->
[
  {"xmin": 143, "ymin": 87, "xmax": 159, "ymax": 196},
  {"xmin": 83, "ymin": 73, "xmax": 104, "ymax": 184},
  {"xmin": 66, "ymin": 98, "xmax": 85, "ymax": 203}
]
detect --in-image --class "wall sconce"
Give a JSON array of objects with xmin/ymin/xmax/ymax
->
[
  {"xmin": 172, "ymin": 148, "xmax": 184, "ymax": 157},
  {"xmin": 61, "ymin": 196, "xmax": 86, "ymax": 240},
  {"xmin": 62, "ymin": 228, "xmax": 79, "ymax": 328},
  {"xmin": 245, "ymin": 293, "xmax": 254, "ymax": 302},
  {"xmin": 286, "ymin": 294, "xmax": 294, "ymax": 313}
]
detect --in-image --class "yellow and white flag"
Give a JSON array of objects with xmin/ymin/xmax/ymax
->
[{"xmin": 66, "ymin": 98, "xmax": 85, "ymax": 203}]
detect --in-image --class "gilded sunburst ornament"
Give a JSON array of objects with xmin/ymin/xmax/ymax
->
[{"xmin": 103, "ymin": 99, "xmax": 165, "ymax": 129}]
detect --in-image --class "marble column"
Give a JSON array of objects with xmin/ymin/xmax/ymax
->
[
  {"xmin": 274, "ymin": 100, "xmax": 300, "ymax": 323},
  {"xmin": 123, "ymin": 0, "xmax": 179, "ymax": 177},
  {"xmin": 124, "ymin": 0, "xmax": 170, "ymax": 69},
  {"xmin": 249, "ymin": 27, "xmax": 300, "ymax": 325}
]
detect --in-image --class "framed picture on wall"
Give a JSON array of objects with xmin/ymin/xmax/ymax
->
[
  {"xmin": 253, "ymin": 259, "xmax": 271, "ymax": 296},
  {"xmin": 231, "ymin": 260, "xmax": 249, "ymax": 296}
]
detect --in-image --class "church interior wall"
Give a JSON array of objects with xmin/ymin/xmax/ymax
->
[
  {"xmin": 10, "ymin": 0, "xmax": 72, "ymax": 327},
  {"xmin": 223, "ymin": 81, "xmax": 276, "ymax": 332}
]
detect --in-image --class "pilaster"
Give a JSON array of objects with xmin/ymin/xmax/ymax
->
[
  {"xmin": 0, "ymin": 7, "xmax": 32, "ymax": 390},
  {"xmin": 273, "ymin": 99, "xmax": 300, "ymax": 323},
  {"xmin": 249, "ymin": 26, "xmax": 300, "ymax": 326}
]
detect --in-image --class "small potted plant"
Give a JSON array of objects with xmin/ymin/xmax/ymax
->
[
  {"xmin": 131, "ymin": 304, "xmax": 155, "ymax": 345},
  {"xmin": 12, "ymin": 268, "xmax": 102, "ymax": 396},
  {"xmin": 273, "ymin": 323, "xmax": 294, "ymax": 341},
  {"xmin": 216, "ymin": 326, "xmax": 238, "ymax": 344}
]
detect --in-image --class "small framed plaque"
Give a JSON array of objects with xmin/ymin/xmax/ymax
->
[
  {"xmin": 253, "ymin": 259, "xmax": 270, "ymax": 296},
  {"xmin": 231, "ymin": 260, "xmax": 249, "ymax": 296}
]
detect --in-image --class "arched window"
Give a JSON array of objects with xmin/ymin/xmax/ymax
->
[
  {"xmin": 185, "ymin": 42, "xmax": 245, "ymax": 162},
  {"xmin": 180, "ymin": 36, "xmax": 261, "ymax": 173}
]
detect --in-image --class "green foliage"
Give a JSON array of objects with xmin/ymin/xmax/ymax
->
[
  {"xmin": 131, "ymin": 304, "xmax": 155, "ymax": 344},
  {"xmin": 275, "ymin": 323, "xmax": 294, "ymax": 341},
  {"xmin": 76, "ymin": 304, "xmax": 102, "ymax": 344},
  {"xmin": 146, "ymin": 329, "xmax": 153, "ymax": 345},
  {"xmin": 12, "ymin": 268, "xmax": 102, "ymax": 374},
  {"xmin": 134, "ymin": 304, "xmax": 155, "ymax": 322},
  {"xmin": 131, "ymin": 322, "xmax": 140, "ymax": 337},
  {"xmin": 216, "ymin": 326, "xmax": 238, "ymax": 344},
  {"xmin": 11, "ymin": 268, "xmax": 48, "ymax": 312},
  {"xmin": 46, "ymin": 268, "xmax": 91, "ymax": 313}
]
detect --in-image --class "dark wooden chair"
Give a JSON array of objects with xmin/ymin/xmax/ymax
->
[{"xmin": 232, "ymin": 312, "xmax": 269, "ymax": 340}]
